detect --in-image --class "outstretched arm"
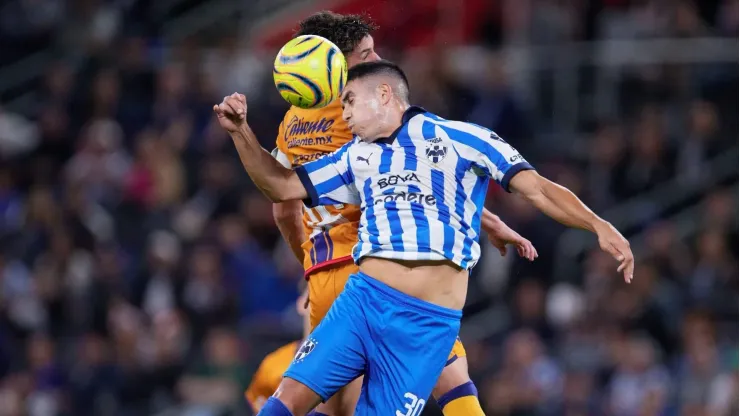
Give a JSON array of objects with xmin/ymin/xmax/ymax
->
[
  {"xmin": 214, "ymin": 93, "xmax": 307, "ymax": 203},
  {"xmin": 508, "ymin": 170, "xmax": 633, "ymax": 282}
]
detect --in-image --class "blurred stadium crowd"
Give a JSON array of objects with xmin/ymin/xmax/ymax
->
[{"xmin": 0, "ymin": 0, "xmax": 737, "ymax": 415}]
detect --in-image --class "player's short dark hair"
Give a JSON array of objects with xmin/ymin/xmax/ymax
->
[
  {"xmin": 294, "ymin": 11, "xmax": 377, "ymax": 55},
  {"xmin": 347, "ymin": 60, "xmax": 410, "ymax": 102}
]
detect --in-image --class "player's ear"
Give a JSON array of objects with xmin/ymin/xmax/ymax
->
[{"xmin": 377, "ymin": 83, "xmax": 392, "ymax": 105}]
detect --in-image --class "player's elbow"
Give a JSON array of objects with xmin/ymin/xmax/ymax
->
[
  {"xmin": 272, "ymin": 200, "xmax": 303, "ymax": 223},
  {"xmin": 510, "ymin": 170, "xmax": 547, "ymax": 201}
]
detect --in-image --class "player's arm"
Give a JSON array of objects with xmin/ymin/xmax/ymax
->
[
  {"xmin": 215, "ymin": 93, "xmax": 360, "ymax": 206},
  {"xmin": 215, "ymin": 94, "xmax": 304, "ymax": 202},
  {"xmin": 505, "ymin": 164, "xmax": 632, "ymax": 283},
  {"xmin": 449, "ymin": 125, "xmax": 633, "ymax": 282},
  {"xmin": 273, "ymin": 201, "xmax": 306, "ymax": 263},
  {"xmin": 270, "ymin": 148, "xmax": 306, "ymax": 263}
]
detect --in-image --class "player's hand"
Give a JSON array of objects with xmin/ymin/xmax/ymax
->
[
  {"xmin": 595, "ymin": 221, "xmax": 634, "ymax": 283},
  {"xmin": 486, "ymin": 222, "xmax": 538, "ymax": 261},
  {"xmin": 213, "ymin": 92, "xmax": 247, "ymax": 133}
]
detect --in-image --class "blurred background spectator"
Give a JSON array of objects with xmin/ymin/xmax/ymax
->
[{"xmin": 0, "ymin": 0, "xmax": 737, "ymax": 415}]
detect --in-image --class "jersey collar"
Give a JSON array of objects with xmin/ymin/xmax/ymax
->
[{"xmin": 375, "ymin": 105, "xmax": 427, "ymax": 144}]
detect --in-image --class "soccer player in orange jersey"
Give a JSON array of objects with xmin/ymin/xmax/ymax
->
[
  {"xmin": 247, "ymin": 290, "xmax": 310, "ymax": 413},
  {"xmin": 269, "ymin": 12, "xmax": 537, "ymax": 416}
]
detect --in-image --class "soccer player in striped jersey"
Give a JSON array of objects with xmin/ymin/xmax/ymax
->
[
  {"xmin": 214, "ymin": 61, "xmax": 633, "ymax": 416},
  {"xmin": 269, "ymin": 11, "xmax": 534, "ymax": 416}
]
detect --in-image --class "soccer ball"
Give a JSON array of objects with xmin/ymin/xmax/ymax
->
[{"xmin": 273, "ymin": 35, "xmax": 347, "ymax": 109}]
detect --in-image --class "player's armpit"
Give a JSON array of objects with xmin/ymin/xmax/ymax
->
[{"xmin": 273, "ymin": 200, "xmax": 306, "ymax": 263}]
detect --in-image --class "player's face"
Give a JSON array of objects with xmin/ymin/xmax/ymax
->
[
  {"xmin": 346, "ymin": 35, "xmax": 380, "ymax": 68},
  {"xmin": 341, "ymin": 80, "xmax": 387, "ymax": 141}
]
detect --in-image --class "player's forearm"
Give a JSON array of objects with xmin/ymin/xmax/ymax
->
[
  {"xmin": 528, "ymin": 178, "xmax": 606, "ymax": 232},
  {"xmin": 230, "ymin": 125, "xmax": 306, "ymax": 202},
  {"xmin": 480, "ymin": 208, "xmax": 503, "ymax": 232},
  {"xmin": 273, "ymin": 201, "xmax": 306, "ymax": 263}
]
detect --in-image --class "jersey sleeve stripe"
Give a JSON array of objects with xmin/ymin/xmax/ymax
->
[
  {"xmin": 501, "ymin": 162, "xmax": 535, "ymax": 192},
  {"xmin": 295, "ymin": 165, "xmax": 321, "ymax": 208}
]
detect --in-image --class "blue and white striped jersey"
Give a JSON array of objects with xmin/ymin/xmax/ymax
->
[{"xmin": 294, "ymin": 106, "xmax": 534, "ymax": 270}]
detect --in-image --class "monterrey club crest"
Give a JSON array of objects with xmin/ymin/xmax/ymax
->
[
  {"xmin": 425, "ymin": 137, "xmax": 448, "ymax": 164},
  {"xmin": 294, "ymin": 338, "xmax": 318, "ymax": 363}
]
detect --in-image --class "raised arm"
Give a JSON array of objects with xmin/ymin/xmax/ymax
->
[
  {"xmin": 508, "ymin": 170, "xmax": 633, "ymax": 282},
  {"xmin": 214, "ymin": 93, "xmax": 306, "ymax": 203}
]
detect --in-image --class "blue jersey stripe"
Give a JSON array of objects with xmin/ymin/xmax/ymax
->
[
  {"xmin": 408, "ymin": 184, "xmax": 430, "ymax": 252},
  {"xmin": 470, "ymin": 176, "xmax": 487, "ymax": 235},
  {"xmin": 380, "ymin": 143, "xmax": 403, "ymax": 251},
  {"xmin": 460, "ymin": 177, "xmax": 488, "ymax": 270},
  {"xmin": 421, "ymin": 120, "xmax": 436, "ymax": 141},
  {"xmin": 386, "ymin": 201, "xmax": 405, "ymax": 252},
  {"xmin": 396, "ymin": 129, "xmax": 417, "ymax": 171},
  {"xmin": 430, "ymin": 169, "xmax": 455, "ymax": 258},
  {"xmin": 378, "ymin": 144, "xmax": 394, "ymax": 174},
  {"xmin": 454, "ymin": 156, "xmax": 474, "ymax": 269},
  {"xmin": 362, "ymin": 179, "xmax": 382, "ymax": 252}
]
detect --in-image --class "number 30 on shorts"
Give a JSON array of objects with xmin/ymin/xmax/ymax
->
[{"xmin": 396, "ymin": 392, "xmax": 426, "ymax": 416}]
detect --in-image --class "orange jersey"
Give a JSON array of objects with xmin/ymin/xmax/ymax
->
[
  {"xmin": 245, "ymin": 341, "xmax": 299, "ymax": 412},
  {"xmin": 273, "ymin": 100, "xmax": 360, "ymax": 277}
]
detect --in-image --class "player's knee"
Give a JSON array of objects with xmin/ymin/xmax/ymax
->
[
  {"xmin": 433, "ymin": 356, "xmax": 471, "ymax": 399},
  {"xmin": 271, "ymin": 378, "xmax": 322, "ymax": 415}
]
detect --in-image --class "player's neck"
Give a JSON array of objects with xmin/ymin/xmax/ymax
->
[{"xmin": 375, "ymin": 105, "xmax": 407, "ymax": 138}]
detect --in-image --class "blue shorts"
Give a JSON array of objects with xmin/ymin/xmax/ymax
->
[{"xmin": 284, "ymin": 271, "xmax": 461, "ymax": 415}]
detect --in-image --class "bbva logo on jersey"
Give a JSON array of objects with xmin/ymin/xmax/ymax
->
[
  {"xmin": 293, "ymin": 338, "xmax": 318, "ymax": 363},
  {"xmin": 425, "ymin": 137, "xmax": 448, "ymax": 164}
]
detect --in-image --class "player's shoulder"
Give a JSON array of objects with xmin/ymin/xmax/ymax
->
[{"xmin": 407, "ymin": 109, "xmax": 492, "ymax": 142}]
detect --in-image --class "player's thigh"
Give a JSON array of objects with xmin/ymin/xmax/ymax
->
[
  {"xmin": 283, "ymin": 287, "xmax": 367, "ymax": 407},
  {"xmin": 433, "ymin": 355, "xmax": 470, "ymax": 399},
  {"xmin": 316, "ymin": 376, "xmax": 363, "ymax": 416},
  {"xmin": 307, "ymin": 262, "xmax": 357, "ymax": 330},
  {"xmin": 355, "ymin": 289, "xmax": 460, "ymax": 414}
]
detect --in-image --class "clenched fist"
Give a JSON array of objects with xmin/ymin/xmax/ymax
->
[{"xmin": 213, "ymin": 93, "xmax": 248, "ymax": 132}]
